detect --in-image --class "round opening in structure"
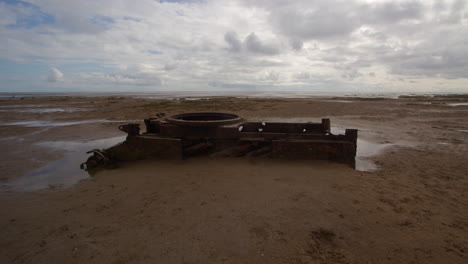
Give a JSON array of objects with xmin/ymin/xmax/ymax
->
[{"xmin": 165, "ymin": 112, "xmax": 243, "ymax": 127}]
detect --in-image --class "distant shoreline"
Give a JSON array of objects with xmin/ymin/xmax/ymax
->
[{"xmin": 1, "ymin": 91, "xmax": 467, "ymax": 100}]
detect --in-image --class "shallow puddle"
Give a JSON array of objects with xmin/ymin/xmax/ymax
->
[
  {"xmin": 0, "ymin": 104, "xmax": 52, "ymax": 108},
  {"xmin": 330, "ymin": 126, "xmax": 394, "ymax": 172},
  {"xmin": 356, "ymin": 139, "xmax": 393, "ymax": 172},
  {"xmin": 322, "ymin": 100, "xmax": 353, "ymax": 103},
  {"xmin": 0, "ymin": 104, "xmax": 90, "ymax": 113},
  {"xmin": 0, "ymin": 108, "xmax": 90, "ymax": 113},
  {"xmin": 2, "ymin": 123, "xmax": 394, "ymax": 191},
  {"xmin": 184, "ymin": 97, "xmax": 210, "ymax": 101},
  {"xmin": 3, "ymin": 120, "xmax": 119, "ymax": 127},
  {"xmin": 255, "ymin": 117, "xmax": 329, "ymax": 123},
  {"xmin": 0, "ymin": 128, "xmax": 51, "ymax": 142},
  {"xmin": 3, "ymin": 136, "xmax": 125, "ymax": 191},
  {"xmin": 249, "ymin": 121, "xmax": 391, "ymax": 172}
]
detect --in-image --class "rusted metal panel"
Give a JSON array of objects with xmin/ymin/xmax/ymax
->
[
  {"xmin": 321, "ymin": 118, "xmax": 331, "ymax": 133},
  {"xmin": 271, "ymin": 139, "xmax": 356, "ymax": 167},
  {"xmin": 118, "ymin": 123, "xmax": 140, "ymax": 136},
  {"xmin": 241, "ymin": 122, "xmax": 326, "ymax": 134},
  {"xmin": 107, "ymin": 136, "xmax": 183, "ymax": 161},
  {"xmin": 82, "ymin": 112, "xmax": 358, "ymax": 170}
]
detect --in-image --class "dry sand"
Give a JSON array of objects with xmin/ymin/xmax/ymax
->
[{"xmin": 0, "ymin": 95, "xmax": 467, "ymax": 263}]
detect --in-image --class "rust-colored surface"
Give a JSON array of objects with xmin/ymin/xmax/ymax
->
[{"xmin": 82, "ymin": 112, "xmax": 358, "ymax": 170}]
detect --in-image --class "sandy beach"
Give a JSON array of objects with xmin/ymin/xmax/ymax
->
[{"xmin": 0, "ymin": 95, "xmax": 467, "ymax": 263}]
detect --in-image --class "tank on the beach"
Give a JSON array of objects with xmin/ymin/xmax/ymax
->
[{"xmin": 81, "ymin": 112, "xmax": 358, "ymax": 170}]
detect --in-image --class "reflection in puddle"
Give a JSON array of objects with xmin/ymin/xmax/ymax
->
[
  {"xmin": 357, "ymin": 139, "xmax": 392, "ymax": 157},
  {"xmin": 253, "ymin": 117, "xmax": 325, "ymax": 123},
  {"xmin": 322, "ymin": 100, "xmax": 353, "ymax": 103},
  {"xmin": 184, "ymin": 97, "xmax": 209, "ymax": 101},
  {"xmin": 3, "ymin": 120, "xmax": 120, "ymax": 127},
  {"xmin": 3, "ymin": 122, "xmax": 396, "ymax": 190},
  {"xmin": 0, "ymin": 104, "xmax": 52, "ymax": 108},
  {"xmin": 4, "ymin": 136, "xmax": 125, "ymax": 191},
  {"xmin": 0, "ymin": 128, "xmax": 50, "ymax": 142},
  {"xmin": 417, "ymin": 109, "xmax": 468, "ymax": 113},
  {"xmin": 330, "ymin": 125, "xmax": 394, "ymax": 172},
  {"xmin": 0, "ymin": 108, "xmax": 90, "ymax": 113},
  {"xmin": 356, "ymin": 139, "xmax": 393, "ymax": 172}
]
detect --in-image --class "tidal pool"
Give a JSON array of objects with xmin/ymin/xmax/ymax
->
[
  {"xmin": 355, "ymin": 139, "xmax": 393, "ymax": 172},
  {"xmin": 2, "ymin": 124, "xmax": 394, "ymax": 191},
  {"xmin": 0, "ymin": 108, "xmax": 90, "ymax": 113},
  {"xmin": 3, "ymin": 120, "xmax": 119, "ymax": 127},
  {"xmin": 246, "ymin": 121, "xmax": 392, "ymax": 172},
  {"xmin": 4, "ymin": 136, "xmax": 125, "ymax": 191}
]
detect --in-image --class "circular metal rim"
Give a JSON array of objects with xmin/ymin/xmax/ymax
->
[{"xmin": 165, "ymin": 112, "xmax": 244, "ymax": 127}]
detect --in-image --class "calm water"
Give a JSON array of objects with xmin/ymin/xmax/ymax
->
[
  {"xmin": 2, "ymin": 120, "xmax": 119, "ymax": 127},
  {"xmin": 2, "ymin": 134, "xmax": 391, "ymax": 191},
  {"xmin": 3, "ymin": 136, "xmax": 126, "ymax": 191},
  {"xmin": 0, "ymin": 91, "xmax": 463, "ymax": 100},
  {"xmin": 355, "ymin": 139, "xmax": 393, "ymax": 172},
  {"xmin": 0, "ymin": 93, "xmax": 414, "ymax": 191}
]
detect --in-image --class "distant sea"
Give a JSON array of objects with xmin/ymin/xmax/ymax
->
[{"xmin": 0, "ymin": 91, "xmax": 465, "ymax": 100}]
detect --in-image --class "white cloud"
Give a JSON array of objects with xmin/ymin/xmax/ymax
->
[
  {"xmin": 0, "ymin": 0, "xmax": 467, "ymax": 92},
  {"xmin": 47, "ymin": 67, "xmax": 63, "ymax": 82}
]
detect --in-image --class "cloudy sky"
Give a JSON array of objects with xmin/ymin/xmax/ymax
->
[{"xmin": 0, "ymin": 0, "xmax": 467, "ymax": 93}]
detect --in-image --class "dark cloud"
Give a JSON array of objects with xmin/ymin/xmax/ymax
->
[
  {"xmin": 387, "ymin": 47, "xmax": 468, "ymax": 78},
  {"xmin": 367, "ymin": 1, "xmax": 425, "ymax": 23},
  {"xmin": 244, "ymin": 0, "xmax": 468, "ymax": 79},
  {"xmin": 273, "ymin": 8, "xmax": 359, "ymax": 40},
  {"xmin": 435, "ymin": 0, "xmax": 466, "ymax": 24},
  {"xmin": 364, "ymin": 23, "xmax": 468, "ymax": 79},
  {"xmin": 224, "ymin": 31, "xmax": 280, "ymax": 55},
  {"xmin": 244, "ymin": 33, "xmax": 280, "ymax": 55},
  {"xmin": 2, "ymin": 0, "xmax": 467, "ymax": 92},
  {"xmin": 290, "ymin": 39, "xmax": 303, "ymax": 50},
  {"xmin": 164, "ymin": 63, "xmax": 177, "ymax": 71},
  {"xmin": 341, "ymin": 70, "xmax": 362, "ymax": 81},
  {"xmin": 293, "ymin": 72, "xmax": 311, "ymax": 80},
  {"xmin": 224, "ymin": 31, "xmax": 242, "ymax": 52}
]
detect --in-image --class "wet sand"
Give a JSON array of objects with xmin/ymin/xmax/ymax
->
[{"xmin": 0, "ymin": 95, "xmax": 467, "ymax": 263}]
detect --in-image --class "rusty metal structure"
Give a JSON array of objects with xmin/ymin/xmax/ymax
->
[{"xmin": 81, "ymin": 112, "xmax": 358, "ymax": 170}]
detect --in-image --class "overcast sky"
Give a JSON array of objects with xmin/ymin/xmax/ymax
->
[{"xmin": 0, "ymin": 0, "xmax": 467, "ymax": 93}]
